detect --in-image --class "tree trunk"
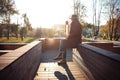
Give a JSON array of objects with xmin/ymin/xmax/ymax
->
[
  {"xmin": 0, "ymin": 29, "xmax": 3, "ymax": 38},
  {"xmin": 7, "ymin": 26, "xmax": 10, "ymax": 40}
]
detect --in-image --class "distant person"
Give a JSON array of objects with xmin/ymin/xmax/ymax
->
[
  {"xmin": 54, "ymin": 14, "xmax": 82, "ymax": 64},
  {"xmin": 103, "ymin": 34, "xmax": 106, "ymax": 40}
]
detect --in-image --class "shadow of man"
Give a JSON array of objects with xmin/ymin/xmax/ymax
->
[
  {"xmin": 58, "ymin": 63, "xmax": 75, "ymax": 80},
  {"xmin": 54, "ymin": 71, "xmax": 68, "ymax": 80}
]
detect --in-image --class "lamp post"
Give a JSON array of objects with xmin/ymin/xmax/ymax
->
[{"xmin": 65, "ymin": 21, "xmax": 69, "ymax": 37}]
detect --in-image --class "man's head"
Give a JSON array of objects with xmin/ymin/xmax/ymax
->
[{"xmin": 71, "ymin": 14, "xmax": 78, "ymax": 20}]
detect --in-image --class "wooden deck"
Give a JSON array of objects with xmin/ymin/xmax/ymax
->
[
  {"xmin": 0, "ymin": 41, "xmax": 42, "ymax": 80},
  {"xmin": 0, "ymin": 41, "xmax": 40, "ymax": 71},
  {"xmin": 34, "ymin": 62, "xmax": 87, "ymax": 80},
  {"xmin": 0, "ymin": 41, "xmax": 87, "ymax": 80},
  {"xmin": 34, "ymin": 50, "xmax": 87, "ymax": 80},
  {"xmin": 0, "ymin": 39, "xmax": 120, "ymax": 80}
]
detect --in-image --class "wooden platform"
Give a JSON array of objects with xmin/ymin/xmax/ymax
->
[
  {"xmin": 0, "ymin": 41, "xmax": 40, "ymax": 71},
  {"xmin": 0, "ymin": 41, "xmax": 42, "ymax": 80},
  {"xmin": 0, "ymin": 41, "xmax": 87, "ymax": 80},
  {"xmin": 34, "ymin": 50, "xmax": 87, "ymax": 80},
  {"xmin": 34, "ymin": 62, "xmax": 87, "ymax": 80}
]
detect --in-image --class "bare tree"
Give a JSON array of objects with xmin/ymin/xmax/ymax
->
[
  {"xmin": 92, "ymin": 0, "xmax": 103, "ymax": 39},
  {"xmin": 103, "ymin": 0, "xmax": 120, "ymax": 40},
  {"xmin": 97, "ymin": 0, "xmax": 103, "ymax": 36},
  {"xmin": 93, "ymin": 0, "xmax": 97, "ymax": 37},
  {"xmin": 114, "ymin": 8, "xmax": 120, "ymax": 40},
  {"xmin": 73, "ymin": 0, "xmax": 86, "ymax": 22},
  {"xmin": 22, "ymin": 13, "xmax": 32, "ymax": 30}
]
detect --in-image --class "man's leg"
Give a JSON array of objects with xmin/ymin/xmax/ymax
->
[
  {"xmin": 54, "ymin": 39, "xmax": 67, "ymax": 62},
  {"xmin": 58, "ymin": 39, "xmax": 67, "ymax": 64},
  {"xmin": 60, "ymin": 39, "xmax": 66, "ymax": 58}
]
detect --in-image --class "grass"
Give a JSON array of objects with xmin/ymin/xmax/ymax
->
[{"xmin": 0, "ymin": 37, "xmax": 39, "ymax": 43}]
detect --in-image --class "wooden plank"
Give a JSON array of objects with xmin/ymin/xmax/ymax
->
[
  {"xmin": 0, "ymin": 41, "xmax": 42, "ymax": 80},
  {"xmin": 74, "ymin": 44, "xmax": 120, "ymax": 80},
  {"xmin": 34, "ymin": 62, "xmax": 87, "ymax": 80}
]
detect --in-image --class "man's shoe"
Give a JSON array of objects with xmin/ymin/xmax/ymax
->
[
  {"xmin": 53, "ymin": 56, "xmax": 62, "ymax": 60},
  {"xmin": 58, "ymin": 60, "xmax": 66, "ymax": 64}
]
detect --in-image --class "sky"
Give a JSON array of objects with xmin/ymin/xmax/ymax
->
[
  {"xmin": 13, "ymin": 0, "xmax": 106, "ymax": 28},
  {"xmin": 14, "ymin": 0, "xmax": 73, "ymax": 28}
]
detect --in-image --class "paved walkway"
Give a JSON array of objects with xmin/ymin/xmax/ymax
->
[{"xmin": 34, "ymin": 50, "xmax": 87, "ymax": 80}]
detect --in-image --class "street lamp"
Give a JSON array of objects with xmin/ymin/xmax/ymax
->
[{"xmin": 65, "ymin": 21, "xmax": 69, "ymax": 36}]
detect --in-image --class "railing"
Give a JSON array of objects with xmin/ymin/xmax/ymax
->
[
  {"xmin": 0, "ymin": 41, "xmax": 42, "ymax": 80},
  {"xmin": 73, "ymin": 42, "xmax": 120, "ymax": 80}
]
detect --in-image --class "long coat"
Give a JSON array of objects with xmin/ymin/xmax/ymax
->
[{"xmin": 66, "ymin": 19, "xmax": 82, "ymax": 48}]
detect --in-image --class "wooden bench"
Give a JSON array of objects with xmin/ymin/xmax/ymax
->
[
  {"xmin": 0, "ymin": 41, "xmax": 42, "ymax": 80},
  {"xmin": 73, "ymin": 43, "xmax": 120, "ymax": 80}
]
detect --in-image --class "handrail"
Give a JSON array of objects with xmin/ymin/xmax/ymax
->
[{"xmin": 82, "ymin": 43, "xmax": 120, "ymax": 62}]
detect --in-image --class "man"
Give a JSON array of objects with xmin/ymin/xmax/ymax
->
[{"xmin": 54, "ymin": 14, "xmax": 82, "ymax": 64}]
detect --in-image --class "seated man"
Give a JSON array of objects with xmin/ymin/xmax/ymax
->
[{"xmin": 54, "ymin": 14, "xmax": 82, "ymax": 64}]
